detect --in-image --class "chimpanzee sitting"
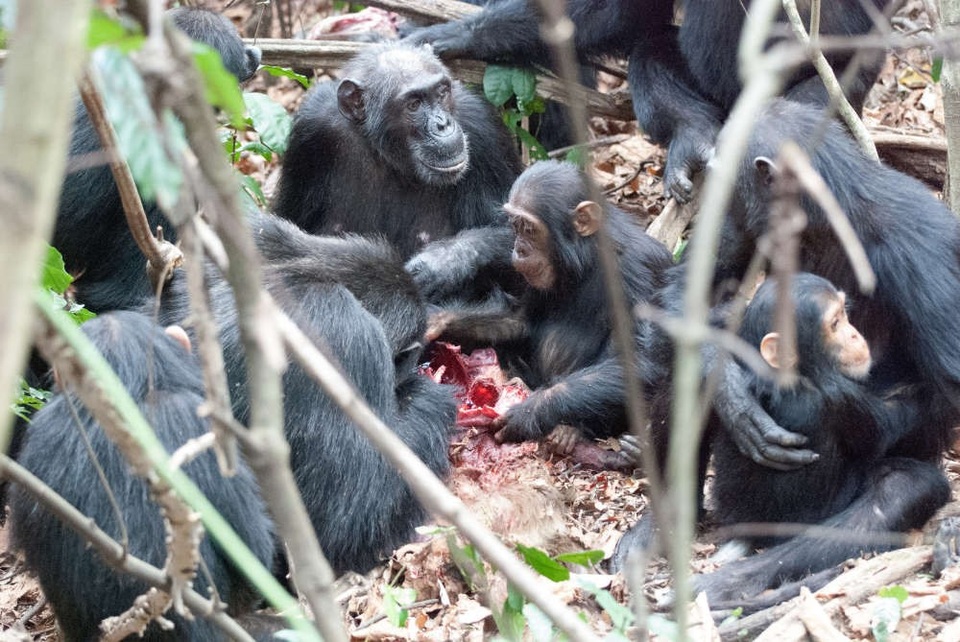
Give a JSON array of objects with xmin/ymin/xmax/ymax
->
[
  {"xmin": 272, "ymin": 41, "xmax": 523, "ymax": 302},
  {"xmin": 9, "ymin": 311, "xmax": 276, "ymax": 641},
  {"xmin": 433, "ymin": 160, "xmax": 672, "ymax": 449},
  {"xmin": 406, "ymin": 0, "xmax": 891, "ymax": 202},
  {"xmin": 696, "ymin": 273, "xmax": 950, "ymax": 608},
  {"xmin": 614, "ymin": 98, "xmax": 960, "ymax": 588},
  {"xmin": 159, "ymin": 210, "xmax": 456, "ymax": 575},
  {"xmin": 55, "ymin": 8, "xmax": 261, "ymax": 312}
]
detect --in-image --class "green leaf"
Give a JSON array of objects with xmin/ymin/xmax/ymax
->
[
  {"xmin": 564, "ymin": 146, "xmax": 588, "ymax": 167},
  {"xmin": 516, "ymin": 127, "xmax": 549, "ymax": 161},
  {"xmin": 241, "ymin": 174, "xmax": 267, "ymax": 207},
  {"xmin": 193, "ymin": 42, "xmax": 247, "ymax": 128},
  {"xmin": 42, "ymin": 246, "xmax": 73, "ymax": 294},
  {"xmin": 516, "ymin": 544, "xmax": 569, "ymax": 582},
  {"xmin": 484, "ymin": 65, "xmax": 516, "ymax": 107},
  {"xmin": 554, "ymin": 550, "xmax": 604, "ymax": 567},
  {"xmin": 383, "ymin": 586, "xmax": 416, "ymax": 627},
  {"xmin": 505, "ymin": 582, "xmax": 525, "ymax": 612},
  {"xmin": 871, "ymin": 596, "xmax": 902, "ymax": 642},
  {"xmin": 932, "ymin": 57, "xmax": 943, "ymax": 83},
  {"xmin": 262, "ymin": 65, "xmax": 312, "ymax": 89},
  {"xmin": 511, "ymin": 67, "xmax": 537, "ymax": 103},
  {"xmin": 878, "ymin": 585, "xmax": 909, "ymax": 604},
  {"xmin": 517, "ymin": 94, "xmax": 546, "ymax": 117},
  {"xmin": 239, "ymin": 140, "xmax": 276, "ymax": 161},
  {"xmin": 672, "ymin": 238, "xmax": 688, "ymax": 262},
  {"xmin": 87, "ymin": 10, "xmax": 144, "ymax": 52},
  {"xmin": 578, "ymin": 579, "xmax": 634, "ymax": 632},
  {"xmin": 93, "ymin": 47, "xmax": 184, "ymax": 211},
  {"xmin": 447, "ymin": 533, "xmax": 487, "ymax": 592},
  {"xmin": 493, "ymin": 590, "xmax": 526, "ymax": 642},
  {"xmin": 12, "ymin": 379, "xmax": 53, "ymax": 420},
  {"xmin": 244, "ymin": 92, "xmax": 293, "ymax": 154}
]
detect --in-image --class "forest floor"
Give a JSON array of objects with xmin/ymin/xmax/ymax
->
[{"xmin": 2, "ymin": 0, "xmax": 959, "ymax": 640}]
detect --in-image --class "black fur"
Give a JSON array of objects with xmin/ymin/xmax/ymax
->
[
  {"xmin": 696, "ymin": 274, "xmax": 950, "ymax": 608},
  {"xmin": 10, "ymin": 311, "xmax": 275, "ymax": 641},
  {"xmin": 158, "ymin": 211, "xmax": 456, "ymax": 575},
  {"xmin": 55, "ymin": 8, "xmax": 261, "ymax": 313},
  {"xmin": 272, "ymin": 41, "xmax": 523, "ymax": 302},
  {"xmin": 407, "ymin": 0, "xmax": 889, "ymax": 201},
  {"xmin": 437, "ymin": 160, "xmax": 672, "ymax": 442}
]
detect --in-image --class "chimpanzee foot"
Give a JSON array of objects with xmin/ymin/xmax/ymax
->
[{"xmin": 933, "ymin": 516, "xmax": 960, "ymax": 576}]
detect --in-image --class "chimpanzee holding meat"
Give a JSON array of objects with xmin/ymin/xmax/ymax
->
[
  {"xmin": 407, "ymin": 0, "xmax": 891, "ymax": 202},
  {"xmin": 433, "ymin": 160, "xmax": 672, "ymax": 450},
  {"xmin": 695, "ymin": 273, "xmax": 950, "ymax": 608},
  {"xmin": 273, "ymin": 41, "xmax": 523, "ymax": 303}
]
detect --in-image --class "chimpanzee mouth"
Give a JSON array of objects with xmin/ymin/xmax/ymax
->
[{"xmin": 423, "ymin": 156, "xmax": 468, "ymax": 174}]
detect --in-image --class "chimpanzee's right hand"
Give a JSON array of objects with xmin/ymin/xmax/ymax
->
[
  {"xmin": 662, "ymin": 122, "xmax": 718, "ymax": 204},
  {"xmin": 714, "ymin": 359, "xmax": 819, "ymax": 470},
  {"xmin": 403, "ymin": 23, "xmax": 470, "ymax": 59}
]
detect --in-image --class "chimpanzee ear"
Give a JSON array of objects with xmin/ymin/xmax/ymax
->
[
  {"xmin": 338, "ymin": 79, "xmax": 365, "ymax": 122},
  {"xmin": 759, "ymin": 332, "xmax": 781, "ymax": 369},
  {"xmin": 164, "ymin": 325, "xmax": 192, "ymax": 353},
  {"xmin": 572, "ymin": 201, "xmax": 602, "ymax": 237},
  {"xmin": 754, "ymin": 156, "xmax": 778, "ymax": 186}
]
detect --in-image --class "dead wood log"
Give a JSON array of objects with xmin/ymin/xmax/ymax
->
[
  {"xmin": 250, "ymin": 39, "xmax": 635, "ymax": 120},
  {"xmin": 872, "ymin": 129, "xmax": 947, "ymax": 190}
]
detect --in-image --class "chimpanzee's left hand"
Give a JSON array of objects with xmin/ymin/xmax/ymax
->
[
  {"xmin": 662, "ymin": 121, "xmax": 718, "ymax": 204},
  {"xmin": 493, "ymin": 398, "xmax": 550, "ymax": 443}
]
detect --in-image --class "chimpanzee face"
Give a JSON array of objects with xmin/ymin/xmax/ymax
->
[
  {"xmin": 398, "ymin": 75, "xmax": 469, "ymax": 186},
  {"xmin": 821, "ymin": 292, "xmax": 871, "ymax": 379},
  {"xmin": 504, "ymin": 202, "xmax": 555, "ymax": 291}
]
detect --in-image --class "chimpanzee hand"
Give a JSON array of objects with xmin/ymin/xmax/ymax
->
[
  {"xmin": 403, "ymin": 23, "xmax": 471, "ymax": 59},
  {"xmin": 662, "ymin": 122, "xmax": 718, "ymax": 204},
  {"xmin": 405, "ymin": 235, "xmax": 483, "ymax": 302},
  {"xmin": 714, "ymin": 359, "xmax": 819, "ymax": 470},
  {"xmin": 546, "ymin": 424, "xmax": 581, "ymax": 455},
  {"xmin": 494, "ymin": 397, "xmax": 550, "ymax": 444}
]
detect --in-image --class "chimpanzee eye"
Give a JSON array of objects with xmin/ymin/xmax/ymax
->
[{"xmin": 406, "ymin": 98, "xmax": 422, "ymax": 112}]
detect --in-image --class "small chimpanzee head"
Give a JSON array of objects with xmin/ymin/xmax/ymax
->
[
  {"xmin": 503, "ymin": 161, "xmax": 602, "ymax": 291},
  {"xmin": 168, "ymin": 8, "xmax": 262, "ymax": 82},
  {"xmin": 337, "ymin": 43, "xmax": 469, "ymax": 186},
  {"xmin": 742, "ymin": 273, "xmax": 872, "ymax": 382}
]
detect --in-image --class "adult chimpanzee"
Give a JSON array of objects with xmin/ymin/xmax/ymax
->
[
  {"xmin": 614, "ymin": 98, "xmax": 960, "ymax": 588},
  {"xmin": 697, "ymin": 273, "xmax": 950, "ymax": 608},
  {"xmin": 433, "ymin": 160, "xmax": 672, "ymax": 448},
  {"xmin": 54, "ymin": 8, "xmax": 261, "ymax": 312},
  {"xmin": 9, "ymin": 311, "xmax": 276, "ymax": 641},
  {"xmin": 406, "ymin": 0, "xmax": 890, "ymax": 202},
  {"xmin": 271, "ymin": 41, "xmax": 523, "ymax": 302},
  {"xmin": 158, "ymin": 210, "xmax": 456, "ymax": 575}
]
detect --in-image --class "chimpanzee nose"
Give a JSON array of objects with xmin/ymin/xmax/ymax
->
[{"xmin": 433, "ymin": 113, "xmax": 453, "ymax": 136}]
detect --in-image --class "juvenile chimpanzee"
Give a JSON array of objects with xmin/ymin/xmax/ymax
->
[
  {"xmin": 272, "ymin": 41, "xmax": 523, "ymax": 302},
  {"xmin": 407, "ymin": 0, "xmax": 890, "ymax": 202},
  {"xmin": 158, "ymin": 210, "xmax": 456, "ymax": 575},
  {"xmin": 696, "ymin": 273, "xmax": 950, "ymax": 608},
  {"xmin": 9, "ymin": 311, "xmax": 276, "ymax": 641},
  {"xmin": 433, "ymin": 160, "xmax": 672, "ymax": 448},
  {"xmin": 55, "ymin": 8, "xmax": 261, "ymax": 312},
  {"xmin": 614, "ymin": 98, "xmax": 960, "ymax": 587}
]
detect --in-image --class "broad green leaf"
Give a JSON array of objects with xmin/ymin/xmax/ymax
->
[
  {"xmin": 517, "ymin": 94, "xmax": 546, "ymax": 117},
  {"xmin": 564, "ymin": 145, "xmax": 588, "ymax": 167},
  {"xmin": 244, "ymin": 92, "xmax": 293, "ymax": 154},
  {"xmin": 554, "ymin": 550, "xmax": 604, "ymax": 567},
  {"xmin": 484, "ymin": 65, "xmax": 515, "ymax": 107},
  {"xmin": 577, "ymin": 579, "xmax": 634, "ymax": 632},
  {"xmin": 511, "ymin": 67, "xmax": 537, "ymax": 103},
  {"xmin": 240, "ymin": 140, "xmax": 276, "ymax": 161},
  {"xmin": 878, "ymin": 585, "xmax": 909, "ymax": 604},
  {"xmin": 262, "ymin": 65, "xmax": 312, "ymax": 89},
  {"xmin": 493, "ymin": 592, "xmax": 526, "ymax": 642},
  {"xmin": 871, "ymin": 596, "xmax": 901, "ymax": 642},
  {"xmin": 241, "ymin": 174, "xmax": 267, "ymax": 207},
  {"xmin": 193, "ymin": 42, "xmax": 247, "ymax": 128},
  {"xmin": 383, "ymin": 586, "xmax": 416, "ymax": 627},
  {"xmin": 42, "ymin": 246, "xmax": 73, "ymax": 294},
  {"xmin": 93, "ymin": 47, "xmax": 183, "ymax": 211},
  {"xmin": 932, "ymin": 57, "xmax": 943, "ymax": 83},
  {"xmin": 516, "ymin": 127, "xmax": 549, "ymax": 161},
  {"xmin": 87, "ymin": 10, "xmax": 144, "ymax": 52},
  {"xmin": 516, "ymin": 544, "xmax": 569, "ymax": 582}
]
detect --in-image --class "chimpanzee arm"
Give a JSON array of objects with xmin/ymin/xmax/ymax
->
[
  {"xmin": 495, "ymin": 356, "xmax": 627, "ymax": 443},
  {"xmin": 429, "ymin": 305, "xmax": 529, "ymax": 346},
  {"xmin": 655, "ymin": 260, "xmax": 819, "ymax": 470},
  {"xmin": 404, "ymin": 0, "xmax": 643, "ymax": 64},
  {"xmin": 406, "ymin": 225, "xmax": 517, "ymax": 302},
  {"xmin": 627, "ymin": 27, "xmax": 725, "ymax": 204}
]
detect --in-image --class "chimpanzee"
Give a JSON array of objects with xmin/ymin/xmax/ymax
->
[
  {"xmin": 9, "ymin": 311, "xmax": 276, "ymax": 641},
  {"xmin": 55, "ymin": 8, "xmax": 261, "ymax": 312},
  {"xmin": 158, "ymin": 210, "xmax": 456, "ymax": 575},
  {"xmin": 614, "ymin": 98, "xmax": 960, "ymax": 587},
  {"xmin": 271, "ymin": 41, "xmax": 524, "ymax": 302},
  {"xmin": 406, "ymin": 0, "xmax": 891, "ymax": 201},
  {"xmin": 696, "ymin": 273, "xmax": 950, "ymax": 608},
  {"xmin": 432, "ymin": 160, "xmax": 672, "ymax": 448}
]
